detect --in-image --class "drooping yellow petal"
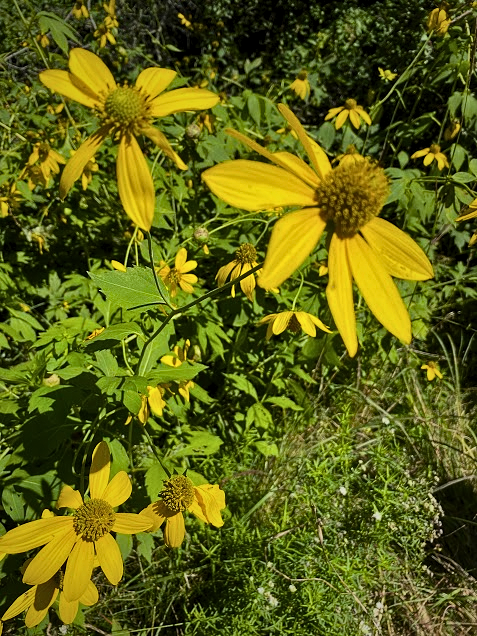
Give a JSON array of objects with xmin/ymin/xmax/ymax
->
[
  {"xmin": 62, "ymin": 538, "xmax": 94, "ymax": 602},
  {"xmin": 117, "ymin": 134, "xmax": 155, "ymax": 231},
  {"xmin": 347, "ymin": 234, "xmax": 412, "ymax": 344},
  {"xmin": 89, "ymin": 441, "xmax": 111, "ymax": 500},
  {"xmin": 272, "ymin": 311, "xmax": 293, "ymax": 334},
  {"xmin": 135, "ymin": 67, "xmax": 177, "ymax": 100},
  {"xmin": 149, "ymin": 87, "xmax": 219, "ymax": 117},
  {"xmin": 23, "ymin": 527, "xmax": 77, "ymax": 586},
  {"xmin": 112, "ymin": 512, "xmax": 153, "ymax": 533},
  {"xmin": 101, "ymin": 471, "xmax": 132, "ymax": 508},
  {"xmin": 202, "ymin": 160, "xmax": 317, "ymax": 211},
  {"xmin": 142, "ymin": 125, "xmax": 188, "ymax": 170},
  {"xmin": 356, "ymin": 107, "xmax": 372, "ymax": 125},
  {"xmin": 324, "ymin": 106, "xmax": 345, "ymax": 120},
  {"xmin": 258, "ymin": 207, "xmax": 326, "ymax": 289},
  {"xmin": 1, "ymin": 587, "xmax": 36, "ymax": 620},
  {"xmin": 295, "ymin": 312, "xmax": 317, "ymax": 336},
  {"xmin": 164, "ymin": 513, "xmax": 185, "ymax": 548},
  {"xmin": 348, "ymin": 109, "xmax": 361, "ymax": 129},
  {"xmin": 39, "ymin": 69, "xmax": 99, "ymax": 108},
  {"xmin": 60, "ymin": 127, "xmax": 109, "ymax": 199},
  {"xmin": 334, "ymin": 109, "xmax": 349, "ymax": 129},
  {"xmin": 309, "ymin": 314, "xmax": 332, "ymax": 334},
  {"xmin": 411, "ymin": 148, "xmax": 430, "ymax": 159},
  {"xmin": 239, "ymin": 262, "xmax": 255, "ymax": 300},
  {"xmin": 278, "ymin": 103, "xmax": 327, "ymax": 178},
  {"xmin": 0, "ymin": 516, "xmax": 71, "ymax": 553},
  {"xmin": 140, "ymin": 502, "xmax": 167, "ymax": 532},
  {"xmin": 58, "ymin": 593, "xmax": 79, "ymax": 624},
  {"xmin": 361, "ymin": 217, "xmax": 434, "ymax": 280},
  {"xmin": 95, "ymin": 532, "xmax": 123, "ymax": 585},
  {"xmin": 79, "ymin": 580, "xmax": 99, "ymax": 606},
  {"xmin": 326, "ymin": 234, "xmax": 357, "ymax": 357},
  {"xmin": 56, "ymin": 485, "xmax": 83, "ymax": 509},
  {"xmin": 25, "ymin": 579, "xmax": 58, "ymax": 628},
  {"xmin": 306, "ymin": 139, "xmax": 333, "ymax": 180},
  {"xmin": 148, "ymin": 386, "xmax": 166, "ymax": 417},
  {"xmin": 68, "ymin": 48, "xmax": 116, "ymax": 96},
  {"xmin": 193, "ymin": 484, "xmax": 226, "ymax": 527},
  {"xmin": 216, "ymin": 260, "xmax": 237, "ymax": 286},
  {"xmin": 423, "ymin": 153, "xmax": 434, "ymax": 167}
]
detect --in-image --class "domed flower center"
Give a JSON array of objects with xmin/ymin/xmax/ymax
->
[
  {"xmin": 235, "ymin": 243, "xmax": 257, "ymax": 265},
  {"xmin": 104, "ymin": 86, "xmax": 147, "ymax": 129},
  {"xmin": 73, "ymin": 498, "xmax": 116, "ymax": 541},
  {"xmin": 316, "ymin": 160, "xmax": 389, "ymax": 238},
  {"xmin": 167, "ymin": 268, "xmax": 183, "ymax": 283},
  {"xmin": 161, "ymin": 475, "xmax": 195, "ymax": 513},
  {"xmin": 287, "ymin": 314, "xmax": 301, "ymax": 333},
  {"xmin": 345, "ymin": 98, "xmax": 357, "ymax": 110},
  {"xmin": 38, "ymin": 143, "xmax": 51, "ymax": 161},
  {"xmin": 429, "ymin": 143, "xmax": 441, "ymax": 154},
  {"xmin": 297, "ymin": 70, "xmax": 308, "ymax": 80}
]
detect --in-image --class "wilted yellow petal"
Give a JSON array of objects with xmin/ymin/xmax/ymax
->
[{"xmin": 117, "ymin": 134, "xmax": 155, "ymax": 231}]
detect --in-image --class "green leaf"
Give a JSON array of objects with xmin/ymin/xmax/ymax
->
[
  {"xmin": 145, "ymin": 461, "xmax": 168, "ymax": 500},
  {"xmin": 95, "ymin": 350, "xmax": 119, "ymax": 377},
  {"xmin": 109, "ymin": 439, "xmax": 130, "ymax": 477},
  {"xmin": 255, "ymin": 441, "xmax": 279, "ymax": 457},
  {"xmin": 225, "ymin": 373, "xmax": 258, "ymax": 399},
  {"xmin": 89, "ymin": 267, "xmax": 169, "ymax": 310},
  {"xmin": 266, "ymin": 396, "xmax": 303, "ymax": 411},
  {"xmin": 115, "ymin": 534, "xmax": 133, "ymax": 563},
  {"xmin": 137, "ymin": 532, "xmax": 155, "ymax": 564},
  {"xmin": 147, "ymin": 363, "xmax": 206, "ymax": 384},
  {"xmin": 2, "ymin": 486, "xmax": 24, "ymax": 522},
  {"xmin": 92, "ymin": 322, "xmax": 145, "ymax": 342},
  {"xmin": 123, "ymin": 390, "xmax": 143, "ymax": 414},
  {"xmin": 452, "ymin": 171, "xmax": 475, "ymax": 184},
  {"xmin": 172, "ymin": 431, "xmax": 223, "ymax": 457},
  {"xmin": 246, "ymin": 402, "xmax": 273, "ymax": 429},
  {"xmin": 137, "ymin": 320, "xmax": 175, "ymax": 375}
]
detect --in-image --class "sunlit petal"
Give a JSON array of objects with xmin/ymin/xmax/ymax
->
[
  {"xmin": 117, "ymin": 134, "xmax": 155, "ymax": 231},
  {"xmin": 59, "ymin": 127, "xmax": 109, "ymax": 199},
  {"xmin": 58, "ymin": 593, "xmax": 79, "ymax": 625},
  {"xmin": 1, "ymin": 587, "xmax": 36, "ymax": 620},
  {"xmin": 89, "ymin": 441, "xmax": 111, "ymax": 500},
  {"xmin": 62, "ymin": 539, "xmax": 94, "ymax": 602},
  {"xmin": 56, "ymin": 485, "xmax": 83, "ymax": 510},
  {"xmin": 136, "ymin": 67, "xmax": 177, "ymax": 100},
  {"xmin": 272, "ymin": 311, "xmax": 293, "ymax": 334},
  {"xmin": 68, "ymin": 48, "xmax": 116, "ymax": 95},
  {"xmin": 39, "ymin": 70, "xmax": 99, "ymax": 108},
  {"xmin": 112, "ymin": 513, "xmax": 153, "ymax": 534},
  {"xmin": 193, "ymin": 485, "xmax": 226, "ymax": 527},
  {"xmin": 0, "ymin": 517, "xmax": 71, "ymax": 553},
  {"xmin": 79, "ymin": 580, "xmax": 99, "ymax": 606},
  {"xmin": 101, "ymin": 472, "xmax": 132, "ymax": 508},
  {"xmin": 23, "ymin": 527, "xmax": 77, "ymax": 586},
  {"xmin": 348, "ymin": 110, "xmax": 361, "ymax": 129},
  {"xmin": 164, "ymin": 513, "xmax": 185, "ymax": 548},
  {"xmin": 95, "ymin": 533, "xmax": 123, "ymax": 585},
  {"xmin": 295, "ymin": 312, "xmax": 317, "ymax": 336},
  {"xmin": 149, "ymin": 87, "xmax": 219, "ymax": 117},
  {"xmin": 335, "ymin": 109, "xmax": 349, "ymax": 129}
]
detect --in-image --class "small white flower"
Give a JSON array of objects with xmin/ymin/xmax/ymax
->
[
  {"xmin": 372, "ymin": 510, "xmax": 383, "ymax": 521},
  {"xmin": 339, "ymin": 486, "xmax": 347, "ymax": 496},
  {"xmin": 257, "ymin": 587, "xmax": 265, "ymax": 595},
  {"xmin": 289, "ymin": 584, "xmax": 297, "ymax": 592}
]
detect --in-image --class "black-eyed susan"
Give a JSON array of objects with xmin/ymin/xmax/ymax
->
[
  {"xmin": 140, "ymin": 474, "xmax": 226, "ymax": 548},
  {"xmin": 427, "ymin": 6, "xmax": 451, "ymax": 35},
  {"xmin": 158, "ymin": 248, "xmax": 198, "ymax": 297},
  {"xmin": 411, "ymin": 144, "xmax": 449, "ymax": 170},
  {"xmin": 324, "ymin": 99, "xmax": 372, "ymax": 130},
  {"xmin": 421, "ymin": 361, "xmax": 443, "ymax": 381},
  {"xmin": 456, "ymin": 199, "xmax": 477, "ymax": 245},
  {"xmin": 39, "ymin": 48, "xmax": 219, "ymax": 230},
  {"xmin": 216, "ymin": 243, "xmax": 259, "ymax": 301},
  {"xmin": 0, "ymin": 442, "xmax": 152, "ymax": 603},
  {"xmin": 24, "ymin": 142, "xmax": 66, "ymax": 187},
  {"xmin": 289, "ymin": 70, "xmax": 310, "ymax": 100},
  {"xmin": 258, "ymin": 310, "xmax": 331, "ymax": 339},
  {"xmin": 202, "ymin": 104, "xmax": 434, "ymax": 357}
]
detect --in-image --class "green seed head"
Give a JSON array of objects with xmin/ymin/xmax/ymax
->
[
  {"xmin": 161, "ymin": 475, "xmax": 195, "ymax": 513},
  {"xmin": 345, "ymin": 98, "xmax": 358, "ymax": 110},
  {"xmin": 104, "ymin": 86, "xmax": 147, "ymax": 128},
  {"xmin": 73, "ymin": 498, "xmax": 116, "ymax": 541},
  {"xmin": 235, "ymin": 243, "xmax": 257, "ymax": 265}
]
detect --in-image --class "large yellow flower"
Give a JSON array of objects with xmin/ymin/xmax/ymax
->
[
  {"xmin": 0, "ymin": 442, "xmax": 152, "ymax": 603},
  {"xmin": 202, "ymin": 104, "xmax": 434, "ymax": 357},
  {"xmin": 40, "ymin": 48, "xmax": 219, "ymax": 230},
  {"xmin": 140, "ymin": 474, "xmax": 226, "ymax": 548}
]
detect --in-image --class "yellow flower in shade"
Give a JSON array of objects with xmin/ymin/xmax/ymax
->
[
  {"xmin": 81, "ymin": 157, "xmax": 99, "ymax": 189},
  {"xmin": 0, "ymin": 182, "xmax": 22, "ymax": 217},
  {"xmin": 324, "ymin": 99, "xmax": 372, "ymax": 130},
  {"xmin": 158, "ymin": 248, "xmax": 198, "ymax": 297},
  {"xmin": 161, "ymin": 340, "xmax": 194, "ymax": 402},
  {"xmin": 0, "ymin": 442, "xmax": 152, "ymax": 603},
  {"xmin": 140, "ymin": 474, "xmax": 226, "ymax": 548},
  {"xmin": 258, "ymin": 311, "xmax": 331, "ymax": 339},
  {"xmin": 411, "ymin": 144, "xmax": 449, "ymax": 170},
  {"xmin": 25, "ymin": 142, "xmax": 66, "ymax": 187},
  {"xmin": 216, "ymin": 243, "xmax": 259, "ymax": 301},
  {"xmin": 456, "ymin": 199, "xmax": 477, "ymax": 245},
  {"xmin": 39, "ymin": 49, "xmax": 219, "ymax": 230},
  {"xmin": 444, "ymin": 120, "xmax": 461, "ymax": 141},
  {"xmin": 36, "ymin": 33, "xmax": 50, "ymax": 48},
  {"xmin": 289, "ymin": 70, "xmax": 310, "ymax": 100},
  {"xmin": 427, "ymin": 7, "xmax": 451, "ymax": 36},
  {"xmin": 72, "ymin": 0, "xmax": 89, "ymax": 19},
  {"xmin": 202, "ymin": 103, "xmax": 434, "ymax": 357},
  {"xmin": 178, "ymin": 12, "xmax": 192, "ymax": 29},
  {"xmin": 125, "ymin": 385, "xmax": 167, "ymax": 425},
  {"xmin": 378, "ymin": 68, "xmax": 398, "ymax": 82},
  {"xmin": 94, "ymin": 22, "xmax": 116, "ymax": 48},
  {"xmin": 421, "ymin": 361, "xmax": 443, "ymax": 381},
  {"xmin": 335, "ymin": 144, "xmax": 366, "ymax": 168}
]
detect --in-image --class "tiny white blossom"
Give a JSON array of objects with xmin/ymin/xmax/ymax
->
[
  {"xmin": 289, "ymin": 584, "xmax": 297, "ymax": 592},
  {"xmin": 372, "ymin": 510, "xmax": 383, "ymax": 521},
  {"xmin": 339, "ymin": 486, "xmax": 347, "ymax": 496}
]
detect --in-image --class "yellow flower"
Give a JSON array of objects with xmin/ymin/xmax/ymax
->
[
  {"xmin": 36, "ymin": 33, "xmax": 50, "ymax": 48},
  {"xmin": 411, "ymin": 144, "xmax": 449, "ymax": 170},
  {"xmin": 94, "ymin": 20, "xmax": 117, "ymax": 48},
  {"xmin": 0, "ymin": 182, "xmax": 22, "ymax": 217},
  {"xmin": 140, "ymin": 475, "xmax": 226, "ymax": 547},
  {"xmin": 161, "ymin": 340, "xmax": 195, "ymax": 402},
  {"xmin": 258, "ymin": 311, "xmax": 331, "ymax": 339},
  {"xmin": 81, "ymin": 157, "xmax": 99, "ymax": 189},
  {"xmin": 178, "ymin": 12, "xmax": 192, "ymax": 28},
  {"xmin": 421, "ymin": 361, "xmax": 443, "ymax": 381},
  {"xmin": 427, "ymin": 7, "xmax": 451, "ymax": 36},
  {"xmin": 289, "ymin": 70, "xmax": 310, "ymax": 100},
  {"xmin": 72, "ymin": 0, "xmax": 89, "ymax": 19},
  {"xmin": 216, "ymin": 243, "xmax": 259, "ymax": 301},
  {"xmin": 456, "ymin": 199, "xmax": 477, "ymax": 245},
  {"xmin": 378, "ymin": 67, "xmax": 398, "ymax": 82},
  {"xmin": 202, "ymin": 103, "xmax": 434, "ymax": 357},
  {"xmin": 25, "ymin": 142, "xmax": 66, "ymax": 187},
  {"xmin": 125, "ymin": 385, "xmax": 167, "ymax": 425},
  {"xmin": 335, "ymin": 144, "xmax": 366, "ymax": 168},
  {"xmin": 324, "ymin": 99, "xmax": 372, "ymax": 130},
  {"xmin": 85, "ymin": 327, "xmax": 105, "ymax": 340},
  {"xmin": 444, "ymin": 120, "xmax": 461, "ymax": 141},
  {"xmin": 0, "ymin": 442, "xmax": 152, "ymax": 602},
  {"xmin": 158, "ymin": 247, "xmax": 198, "ymax": 297},
  {"xmin": 39, "ymin": 48, "xmax": 219, "ymax": 230}
]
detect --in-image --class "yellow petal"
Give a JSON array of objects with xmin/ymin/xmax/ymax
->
[
  {"xmin": 142, "ymin": 125, "xmax": 188, "ymax": 170},
  {"xmin": 95, "ymin": 532, "xmax": 123, "ymax": 585},
  {"xmin": 202, "ymin": 160, "xmax": 317, "ymax": 211},
  {"xmin": 25, "ymin": 579, "xmax": 58, "ymax": 628},
  {"xmin": 117, "ymin": 134, "xmax": 155, "ymax": 231},
  {"xmin": 136, "ymin": 67, "xmax": 177, "ymax": 100},
  {"xmin": 148, "ymin": 386, "xmax": 166, "ymax": 416},
  {"xmin": 60, "ymin": 127, "xmax": 109, "ymax": 199},
  {"xmin": 324, "ymin": 106, "xmax": 345, "ymax": 119},
  {"xmin": 309, "ymin": 314, "xmax": 332, "ymax": 334},
  {"xmin": 411, "ymin": 148, "xmax": 430, "ymax": 159},
  {"xmin": 112, "ymin": 512, "xmax": 153, "ymax": 533},
  {"xmin": 423, "ymin": 153, "xmax": 434, "ymax": 166},
  {"xmin": 89, "ymin": 441, "xmax": 111, "ymax": 499},
  {"xmin": 39, "ymin": 69, "xmax": 99, "ymax": 108},
  {"xmin": 140, "ymin": 501, "xmax": 167, "ymax": 532},
  {"xmin": 0, "ymin": 517, "xmax": 71, "ymax": 553},
  {"xmin": 164, "ymin": 513, "xmax": 185, "ymax": 547},
  {"xmin": 56, "ymin": 485, "xmax": 83, "ymax": 509},
  {"xmin": 149, "ymin": 87, "xmax": 219, "ymax": 117},
  {"xmin": 295, "ymin": 312, "xmax": 317, "ymax": 336},
  {"xmin": 361, "ymin": 217, "xmax": 434, "ymax": 280},
  {"xmin": 101, "ymin": 471, "xmax": 132, "ymax": 508},
  {"xmin": 306, "ymin": 139, "xmax": 333, "ymax": 180},
  {"xmin": 216, "ymin": 260, "xmax": 237, "ymax": 286},
  {"xmin": 348, "ymin": 109, "xmax": 361, "ymax": 129},
  {"xmin": 68, "ymin": 48, "xmax": 116, "ymax": 95},
  {"xmin": 356, "ymin": 107, "xmax": 372, "ymax": 125},
  {"xmin": 272, "ymin": 311, "xmax": 293, "ymax": 334},
  {"xmin": 23, "ymin": 527, "xmax": 77, "ymax": 586},
  {"xmin": 193, "ymin": 484, "xmax": 226, "ymax": 527},
  {"xmin": 239, "ymin": 262, "xmax": 256, "ymax": 301},
  {"xmin": 62, "ymin": 538, "xmax": 94, "ymax": 602},
  {"xmin": 2, "ymin": 587, "xmax": 36, "ymax": 620},
  {"xmin": 258, "ymin": 207, "xmax": 326, "ymax": 288},
  {"xmin": 180, "ymin": 261, "xmax": 197, "ymax": 274},
  {"xmin": 326, "ymin": 234, "xmax": 357, "ymax": 357},
  {"xmin": 79, "ymin": 580, "xmax": 99, "ymax": 606},
  {"xmin": 58, "ymin": 593, "xmax": 79, "ymax": 624},
  {"xmin": 347, "ymin": 234, "xmax": 412, "ymax": 344},
  {"xmin": 175, "ymin": 247, "xmax": 188, "ymax": 269},
  {"xmin": 335, "ymin": 109, "xmax": 349, "ymax": 129}
]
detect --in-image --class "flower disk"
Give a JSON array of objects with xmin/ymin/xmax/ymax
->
[
  {"xmin": 317, "ymin": 160, "xmax": 390, "ymax": 237},
  {"xmin": 161, "ymin": 475, "xmax": 195, "ymax": 512},
  {"xmin": 73, "ymin": 498, "xmax": 116, "ymax": 541},
  {"xmin": 235, "ymin": 243, "xmax": 257, "ymax": 265},
  {"xmin": 103, "ymin": 87, "xmax": 147, "ymax": 133}
]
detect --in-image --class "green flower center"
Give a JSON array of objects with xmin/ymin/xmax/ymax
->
[
  {"xmin": 104, "ymin": 86, "xmax": 147, "ymax": 129},
  {"xmin": 73, "ymin": 498, "xmax": 116, "ymax": 541},
  {"xmin": 429, "ymin": 144, "xmax": 441, "ymax": 154},
  {"xmin": 316, "ymin": 160, "xmax": 389, "ymax": 238},
  {"xmin": 287, "ymin": 314, "xmax": 301, "ymax": 333},
  {"xmin": 38, "ymin": 143, "xmax": 51, "ymax": 161},
  {"xmin": 161, "ymin": 475, "xmax": 195, "ymax": 512},
  {"xmin": 297, "ymin": 70, "xmax": 308, "ymax": 80},
  {"xmin": 345, "ymin": 98, "xmax": 357, "ymax": 110},
  {"xmin": 235, "ymin": 243, "xmax": 257, "ymax": 265},
  {"xmin": 167, "ymin": 268, "xmax": 183, "ymax": 283}
]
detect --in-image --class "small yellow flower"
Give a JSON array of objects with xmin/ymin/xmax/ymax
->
[
  {"xmin": 0, "ymin": 182, "xmax": 22, "ymax": 217},
  {"xmin": 36, "ymin": 33, "xmax": 50, "ymax": 48},
  {"xmin": 158, "ymin": 248, "xmax": 198, "ymax": 297},
  {"xmin": 216, "ymin": 243, "xmax": 259, "ymax": 301},
  {"xmin": 411, "ymin": 144, "xmax": 449, "ymax": 170},
  {"xmin": 197, "ymin": 112, "xmax": 215, "ymax": 134},
  {"xmin": 111, "ymin": 259, "xmax": 127, "ymax": 272},
  {"xmin": 444, "ymin": 120, "xmax": 461, "ymax": 141},
  {"xmin": 335, "ymin": 144, "xmax": 366, "ymax": 168},
  {"xmin": 258, "ymin": 311, "xmax": 331, "ymax": 339},
  {"xmin": 72, "ymin": 0, "xmax": 89, "ymax": 19},
  {"xmin": 427, "ymin": 7, "xmax": 451, "ymax": 36},
  {"xmin": 82, "ymin": 157, "xmax": 99, "ymax": 189},
  {"xmin": 456, "ymin": 198, "xmax": 477, "ymax": 245},
  {"xmin": 94, "ymin": 21, "xmax": 116, "ymax": 48},
  {"xmin": 324, "ymin": 99, "xmax": 372, "ymax": 130},
  {"xmin": 140, "ymin": 474, "xmax": 226, "ymax": 547},
  {"xmin": 161, "ymin": 340, "xmax": 195, "ymax": 402},
  {"xmin": 289, "ymin": 70, "xmax": 310, "ymax": 100},
  {"xmin": 178, "ymin": 12, "xmax": 192, "ymax": 29},
  {"xmin": 378, "ymin": 67, "xmax": 398, "ymax": 82},
  {"xmin": 421, "ymin": 361, "xmax": 443, "ymax": 381},
  {"xmin": 24, "ymin": 142, "xmax": 66, "ymax": 187}
]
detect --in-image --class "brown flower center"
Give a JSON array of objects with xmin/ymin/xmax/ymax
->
[{"xmin": 235, "ymin": 243, "xmax": 257, "ymax": 265}]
